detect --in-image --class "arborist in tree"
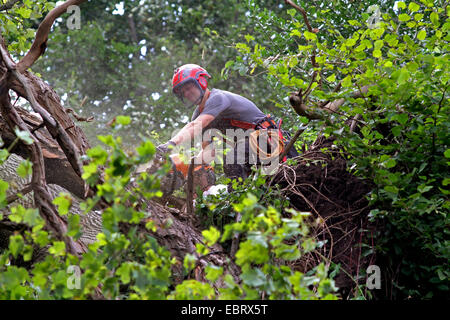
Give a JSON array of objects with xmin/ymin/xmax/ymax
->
[{"xmin": 156, "ymin": 64, "xmax": 298, "ymax": 189}]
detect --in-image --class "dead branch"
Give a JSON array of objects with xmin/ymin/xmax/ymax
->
[
  {"xmin": 6, "ymin": 184, "xmax": 33, "ymax": 204},
  {"xmin": 0, "ymin": 85, "xmax": 85, "ymax": 257},
  {"xmin": 0, "ymin": 36, "xmax": 86, "ymax": 192},
  {"xmin": 66, "ymin": 108, "xmax": 94, "ymax": 122},
  {"xmin": 16, "ymin": 0, "xmax": 88, "ymax": 72},
  {"xmin": 1, "ymin": 107, "xmax": 87, "ymax": 198}
]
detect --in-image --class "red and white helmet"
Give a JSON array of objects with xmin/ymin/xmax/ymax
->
[{"xmin": 172, "ymin": 64, "xmax": 211, "ymax": 105}]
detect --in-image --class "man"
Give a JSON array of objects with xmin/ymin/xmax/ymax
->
[{"xmin": 156, "ymin": 64, "xmax": 298, "ymax": 184}]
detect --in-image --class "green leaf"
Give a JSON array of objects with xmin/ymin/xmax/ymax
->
[
  {"xmin": 9, "ymin": 234, "xmax": 24, "ymax": 258},
  {"xmin": 96, "ymin": 233, "xmax": 107, "ymax": 246},
  {"xmin": 202, "ymin": 226, "xmax": 220, "ymax": 247},
  {"xmin": 116, "ymin": 263, "xmax": 132, "ymax": 284},
  {"xmin": 287, "ymin": 8, "xmax": 297, "ymax": 17},
  {"xmin": 437, "ymin": 269, "xmax": 446, "ymax": 281},
  {"xmin": 14, "ymin": 127, "xmax": 33, "ymax": 145},
  {"xmin": 235, "ymin": 240, "xmax": 269, "ymax": 266},
  {"xmin": 304, "ymin": 31, "xmax": 317, "ymax": 41},
  {"xmin": 444, "ymin": 149, "xmax": 450, "ymax": 158},
  {"xmin": 136, "ymin": 140, "xmax": 155, "ymax": 160},
  {"xmin": 244, "ymin": 34, "xmax": 255, "ymax": 42},
  {"xmin": 414, "ymin": 13, "xmax": 424, "ymax": 21},
  {"xmin": 52, "ymin": 193, "xmax": 72, "ymax": 215},
  {"xmin": 373, "ymin": 49, "xmax": 382, "ymax": 58},
  {"xmin": 408, "ymin": 2, "xmax": 420, "ymax": 12},
  {"xmin": 397, "ymin": 1, "xmax": 406, "ymax": 9},
  {"xmin": 393, "ymin": 113, "xmax": 409, "ymax": 125},
  {"xmin": 23, "ymin": 208, "xmax": 41, "ymax": 227},
  {"xmin": 348, "ymin": 20, "xmax": 361, "ymax": 26},
  {"xmin": 183, "ymin": 253, "xmax": 197, "ymax": 272},
  {"xmin": 0, "ymin": 148, "xmax": 9, "ymax": 164},
  {"xmin": 418, "ymin": 184, "xmax": 433, "ymax": 193},
  {"xmin": 16, "ymin": 7, "xmax": 32, "ymax": 18},
  {"xmin": 384, "ymin": 158, "xmax": 397, "ymax": 169},
  {"xmin": 430, "ymin": 12, "xmax": 439, "ymax": 26},
  {"xmin": 67, "ymin": 214, "xmax": 81, "ymax": 238},
  {"xmin": 116, "ymin": 115, "xmax": 131, "ymax": 126},
  {"xmin": 0, "ymin": 179, "xmax": 9, "ymax": 207},
  {"xmin": 48, "ymin": 241, "xmax": 66, "ymax": 256},
  {"xmin": 374, "ymin": 40, "xmax": 384, "ymax": 50},
  {"xmin": 195, "ymin": 242, "xmax": 209, "ymax": 255},
  {"xmin": 417, "ymin": 29, "xmax": 426, "ymax": 40},
  {"xmin": 407, "ymin": 61, "xmax": 419, "ymax": 72},
  {"xmin": 397, "ymin": 68, "xmax": 410, "ymax": 84},
  {"xmin": 9, "ymin": 205, "xmax": 26, "ymax": 223},
  {"xmin": 342, "ymin": 75, "xmax": 352, "ymax": 87},
  {"xmin": 235, "ymin": 42, "xmax": 251, "ymax": 54},
  {"xmin": 398, "ymin": 14, "xmax": 411, "ymax": 22},
  {"xmin": 326, "ymin": 74, "xmax": 336, "ymax": 82},
  {"xmin": 205, "ymin": 265, "xmax": 223, "ymax": 283},
  {"xmin": 17, "ymin": 159, "xmax": 32, "ymax": 178},
  {"xmin": 241, "ymin": 267, "xmax": 266, "ymax": 287},
  {"xmin": 384, "ymin": 185, "xmax": 399, "ymax": 194},
  {"xmin": 391, "ymin": 126, "xmax": 402, "ymax": 137}
]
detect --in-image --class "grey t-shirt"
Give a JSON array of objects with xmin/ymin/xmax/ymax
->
[{"xmin": 191, "ymin": 89, "xmax": 266, "ymax": 134}]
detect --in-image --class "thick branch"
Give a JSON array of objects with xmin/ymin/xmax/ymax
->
[
  {"xmin": 0, "ymin": 84, "xmax": 85, "ymax": 257},
  {"xmin": 0, "ymin": 108, "xmax": 87, "ymax": 198},
  {"xmin": 290, "ymin": 85, "xmax": 370, "ymax": 120},
  {"xmin": 17, "ymin": 0, "xmax": 87, "ymax": 72},
  {"xmin": 322, "ymin": 85, "xmax": 369, "ymax": 112}
]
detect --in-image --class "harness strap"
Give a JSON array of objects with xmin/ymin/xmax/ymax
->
[{"xmin": 224, "ymin": 114, "xmax": 278, "ymax": 130}]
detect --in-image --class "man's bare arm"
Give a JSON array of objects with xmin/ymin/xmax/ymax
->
[{"xmin": 170, "ymin": 114, "xmax": 215, "ymax": 146}]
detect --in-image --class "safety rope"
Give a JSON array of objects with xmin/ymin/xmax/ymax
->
[{"xmin": 249, "ymin": 129, "xmax": 285, "ymax": 161}]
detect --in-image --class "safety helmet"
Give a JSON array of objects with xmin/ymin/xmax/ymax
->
[{"xmin": 172, "ymin": 64, "xmax": 211, "ymax": 106}]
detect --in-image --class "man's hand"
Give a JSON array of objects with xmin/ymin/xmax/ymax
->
[{"xmin": 156, "ymin": 141, "xmax": 176, "ymax": 157}]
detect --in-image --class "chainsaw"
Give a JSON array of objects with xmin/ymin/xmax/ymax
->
[{"xmin": 136, "ymin": 153, "xmax": 215, "ymax": 197}]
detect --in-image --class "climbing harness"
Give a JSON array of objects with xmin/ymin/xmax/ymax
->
[{"xmin": 224, "ymin": 114, "xmax": 289, "ymax": 162}]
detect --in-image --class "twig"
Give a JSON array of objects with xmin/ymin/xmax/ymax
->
[
  {"xmin": 284, "ymin": 0, "xmax": 313, "ymax": 33},
  {"xmin": 230, "ymin": 211, "xmax": 242, "ymax": 258},
  {"xmin": 278, "ymin": 126, "xmax": 305, "ymax": 164},
  {"xmin": 349, "ymin": 114, "xmax": 361, "ymax": 133},
  {"xmin": 318, "ymin": 81, "xmax": 343, "ymax": 108},
  {"xmin": 66, "ymin": 107, "xmax": 94, "ymax": 122},
  {"xmin": 6, "ymin": 184, "xmax": 33, "ymax": 204}
]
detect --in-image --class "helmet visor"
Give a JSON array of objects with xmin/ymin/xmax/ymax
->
[{"xmin": 173, "ymin": 79, "xmax": 203, "ymax": 107}]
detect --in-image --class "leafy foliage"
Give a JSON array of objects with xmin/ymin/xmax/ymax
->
[
  {"xmin": 227, "ymin": 0, "xmax": 449, "ymax": 299},
  {"xmin": 0, "ymin": 0, "xmax": 55, "ymax": 56},
  {"xmin": 0, "ymin": 120, "xmax": 337, "ymax": 299}
]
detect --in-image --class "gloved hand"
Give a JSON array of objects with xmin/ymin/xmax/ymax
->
[{"xmin": 156, "ymin": 141, "xmax": 176, "ymax": 157}]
